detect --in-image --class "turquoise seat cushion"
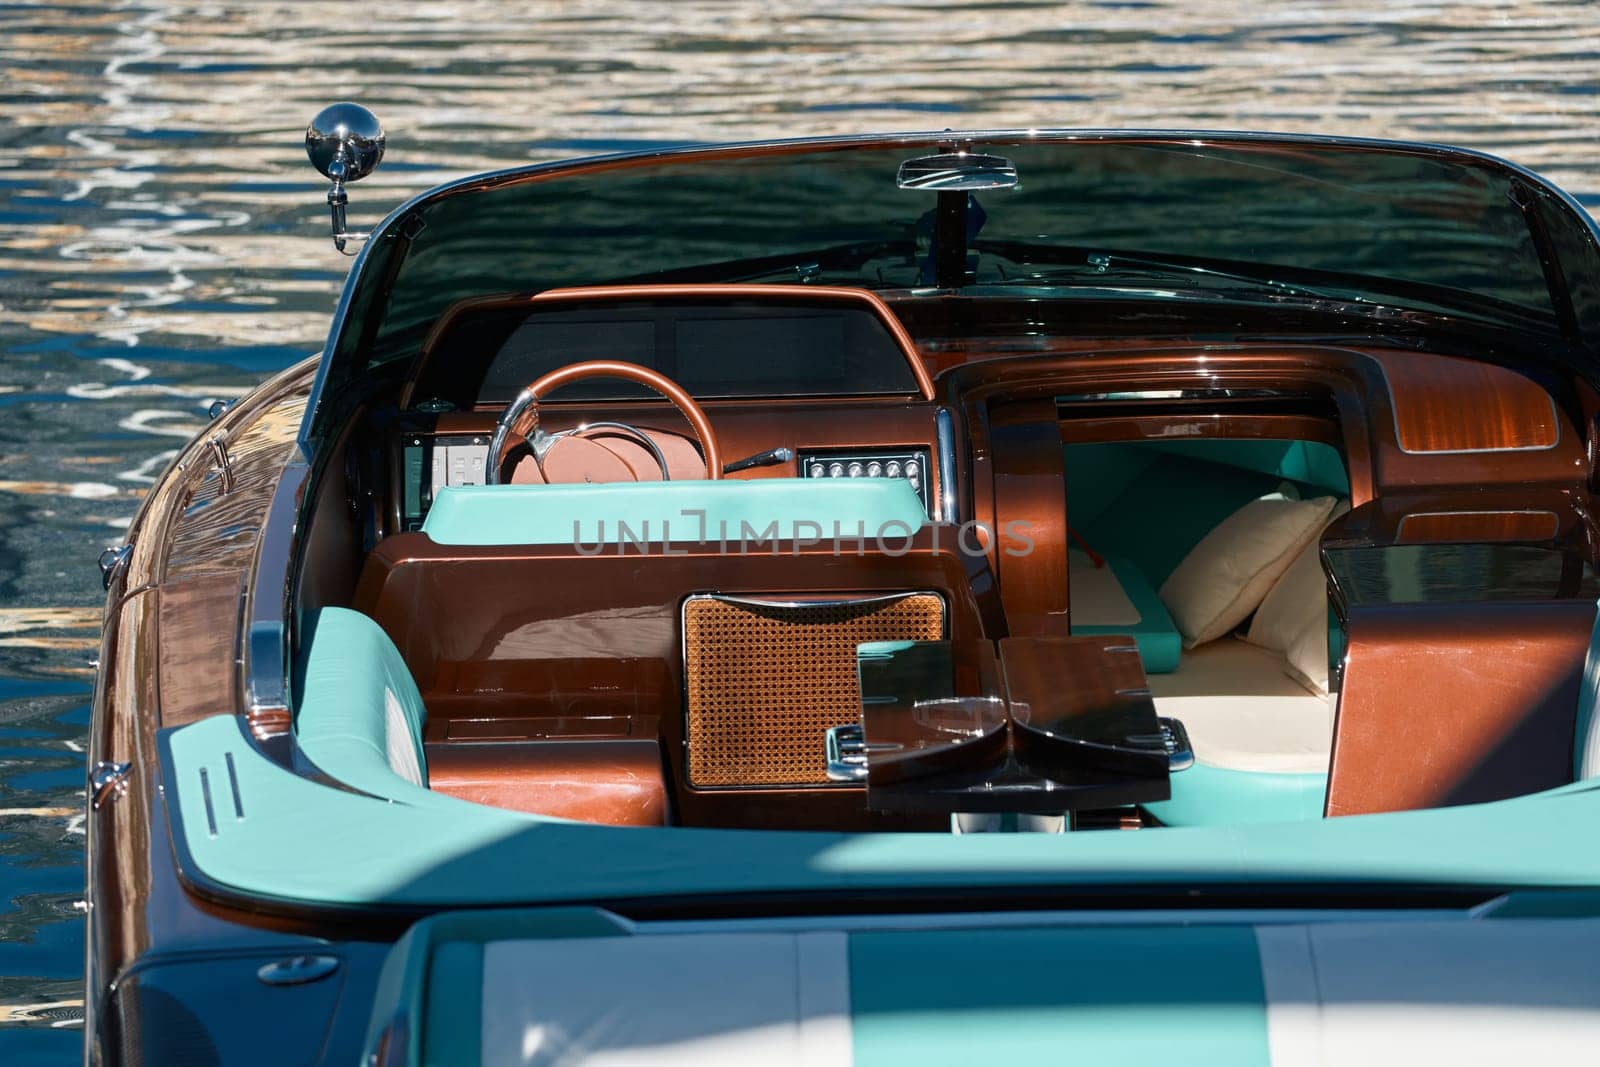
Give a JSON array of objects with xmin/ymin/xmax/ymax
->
[
  {"xmin": 422, "ymin": 477, "xmax": 928, "ymax": 547},
  {"xmin": 1144, "ymin": 763, "xmax": 1327, "ymax": 826},
  {"xmin": 296, "ymin": 607, "xmax": 432, "ymax": 799},
  {"xmin": 1074, "ymin": 554, "xmax": 1182, "ymax": 674}
]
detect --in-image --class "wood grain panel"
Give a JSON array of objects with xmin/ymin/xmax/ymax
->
[
  {"xmin": 1328, "ymin": 600, "xmax": 1590, "ymax": 816},
  {"xmin": 1377, "ymin": 349, "xmax": 1560, "ymax": 453},
  {"xmin": 425, "ymin": 740, "xmax": 667, "ymax": 825},
  {"xmin": 989, "ymin": 399, "xmax": 1069, "ymax": 637},
  {"xmin": 1395, "ymin": 509, "xmax": 1561, "ymax": 544},
  {"xmin": 156, "ymin": 571, "xmax": 242, "ymax": 728}
]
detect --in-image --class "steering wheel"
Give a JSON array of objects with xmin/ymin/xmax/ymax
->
[{"xmin": 486, "ymin": 360, "xmax": 723, "ymax": 484}]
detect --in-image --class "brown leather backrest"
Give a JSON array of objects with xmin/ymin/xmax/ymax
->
[{"xmin": 353, "ymin": 528, "xmax": 1002, "ymax": 716}]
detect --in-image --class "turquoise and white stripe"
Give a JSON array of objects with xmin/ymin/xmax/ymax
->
[{"xmin": 456, "ymin": 918, "xmax": 1600, "ymax": 1066}]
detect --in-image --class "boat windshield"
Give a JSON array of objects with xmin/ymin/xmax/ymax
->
[{"xmin": 320, "ymin": 135, "xmax": 1600, "ymax": 428}]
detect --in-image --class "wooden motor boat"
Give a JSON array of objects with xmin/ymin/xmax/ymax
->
[{"xmin": 85, "ymin": 105, "xmax": 1600, "ymax": 1064}]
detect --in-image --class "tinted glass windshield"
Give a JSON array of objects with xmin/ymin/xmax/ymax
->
[{"xmin": 322, "ymin": 134, "xmax": 1600, "ymax": 429}]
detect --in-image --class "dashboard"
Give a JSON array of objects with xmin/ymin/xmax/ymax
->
[{"xmin": 390, "ymin": 285, "xmax": 947, "ymax": 533}]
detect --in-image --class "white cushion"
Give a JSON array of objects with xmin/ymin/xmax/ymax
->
[
  {"xmin": 1068, "ymin": 549, "xmax": 1141, "ymax": 626},
  {"xmin": 383, "ymin": 688, "xmax": 424, "ymax": 787},
  {"xmin": 1160, "ymin": 494, "xmax": 1337, "ymax": 647},
  {"xmin": 1148, "ymin": 638, "xmax": 1333, "ymax": 773},
  {"xmin": 1246, "ymin": 499, "xmax": 1350, "ymax": 694}
]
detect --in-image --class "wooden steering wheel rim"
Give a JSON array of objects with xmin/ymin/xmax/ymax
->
[{"xmin": 493, "ymin": 360, "xmax": 722, "ymax": 481}]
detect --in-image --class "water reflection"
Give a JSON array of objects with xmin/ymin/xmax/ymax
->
[{"xmin": 0, "ymin": 0, "xmax": 1597, "ymax": 1058}]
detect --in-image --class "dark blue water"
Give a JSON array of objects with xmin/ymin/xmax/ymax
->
[{"xmin": 1, "ymin": 0, "xmax": 1596, "ymax": 1060}]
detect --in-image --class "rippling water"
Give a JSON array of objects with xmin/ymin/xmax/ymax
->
[{"xmin": 1, "ymin": 0, "xmax": 1597, "ymax": 1060}]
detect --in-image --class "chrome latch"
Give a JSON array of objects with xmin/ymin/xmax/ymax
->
[
  {"xmin": 97, "ymin": 545, "xmax": 132, "ymax": 591},
  {"xmin": 824, "ymin": 723, "xmax": 869, "ymax": 782},
  {"xmin": 825, "ymin": 722, "xmax": 907, "ymax": 783},
  {"xmin": 257, "ymin": 955, "xmax": 341, "ymax": 987},
  {"xmin": 1158, "ymin": 716, "xmax": 1194, "ymax": 772},
  {"xmin": 89, "ymin": 760, "xmax": 132, "ymax": 809}
]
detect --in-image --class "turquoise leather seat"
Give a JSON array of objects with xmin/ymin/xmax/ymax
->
[
  {"xmin": 422, "ymin": 478, "xmax": 928, "ymax": 547},
  {"xmin": 295, "ymin": 607, "xmax": 434, "ymax": 803},
  {"xmin": 1145, "ymin": 765, "xmax": 1327, "ymax": 826}
]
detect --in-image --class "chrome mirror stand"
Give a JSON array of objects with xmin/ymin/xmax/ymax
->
[{"xmin": 305, "ymin": 102, "xmax": 386, "ymax": 255}]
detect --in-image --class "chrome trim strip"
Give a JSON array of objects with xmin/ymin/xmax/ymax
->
[
  {"xmin": 241, "ymin": 461, "xmax": 308, "ymax": 733},
  {"xmin": 686, "ymin": 591, "xmax": 946, "ymax": 613},
  {"xmin": 935, "ymin": 407, "xmax": 958, "ymax": 523},
  {"xmin": 616, "ymin": 906, "xmax": 1478, "ymax": 936}
]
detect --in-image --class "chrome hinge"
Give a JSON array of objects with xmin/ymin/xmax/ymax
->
[
  {"xmin": 97, "ymin": 544, "xmax": 132, "ymax": 591},
  {"xmin": 89, "ymin": 760, "xmax": 132, "ymax": 809},
  {"xmin": 824, "ymin": 723, "xmax": 903, "ymax": 782},
  {"xmin": 824, "ymin": 723, "xmax": 869, "ymax": 782}
]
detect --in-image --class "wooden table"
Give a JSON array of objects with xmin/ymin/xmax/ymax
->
[{"xmin": 853, "ymin": 635, "xmax": 1170, "ymax": 814}]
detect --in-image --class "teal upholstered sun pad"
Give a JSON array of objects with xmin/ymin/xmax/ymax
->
[
  {"xmin": 850, "ymin": 926, "xmax": 1269, "ymax": 1067},
  {"xmin": 295, "ymin": 607, "xmax": 431, "ymax": 796},
  {"xmin": 163, "ymin": 714, "xmax": 1600, "ymax": 912},
  {"xmin": 1073, "ymin": 553, "xmax": 1182, "ymax": 674},
  {"xmin": 365, "ymin": 912, "xmax": 1270, "ymax": 1067},
  {"xmin": 420, "ymin": 477, "xmax": 928, "ymax": 546},
  {"xmin": 1144, "ymin": 763, "xmax": 1328, "ymax": 827}
]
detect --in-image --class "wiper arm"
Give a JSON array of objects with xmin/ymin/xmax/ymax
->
[
  {"xmin": 608, "ymin": 240, "xmax": 915, "ymax": 286},
  {"xmin": 1079, "ymin": 252, "xmax": 1345, "ymax": 301},
  {"xmin": 969, "ymin": 238, "xmax": 1557, "ymax": 331},
  {"xmin": 995, "ymin": 251, "xmax": 1351, "ymax": 302}
]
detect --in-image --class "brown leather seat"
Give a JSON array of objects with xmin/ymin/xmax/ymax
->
[
  {"xmin": 354, "ymin": 526, "xmax": 999, "ymax": 716},
  {"xmin": 351, "ymin": 527, "xmax": 1000, "ymax": 828}
]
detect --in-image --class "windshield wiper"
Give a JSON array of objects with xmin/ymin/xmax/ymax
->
[
  {"xmin": 970, "ymin": 238, "xmax": 1560, "ymax": 331},
  {"xmin": 1082, "ymin": 252, "xmax": 1351, "ymax": 301},
  {"xmin": 609, "ymin": 239, "xmax": 915, "ymax": 286},
  {"xmin": 996, "ymin": 251, "xmax": 1357, "ymax": 303}
]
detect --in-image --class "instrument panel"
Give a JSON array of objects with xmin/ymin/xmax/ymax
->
[
  {"xmin": 798, "ymin": 447, "xmax": 933, "ymax": 516},
  {"xmin": 399, "ymin": 433, "xmax": 489, "ymax": 531},
  {"xmin": 396, "ymin": 434, "xmax": 940, "ymax": 531}
]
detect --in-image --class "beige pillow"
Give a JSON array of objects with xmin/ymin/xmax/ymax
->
[
  {"xmin": 1159, "ymin": 494, "xmax": 1337, "ymax": 648},
  {"xmin": 1246, "ymin": 499, "xmax": 1350, "ymax": 695},
  {"xmin": 1246, "ymin": 498, "xmax": 1350, "ymax": 653},
  {"xmin": 1282, "ymin": 617, "xmax": 1333, "ymax": 696}
]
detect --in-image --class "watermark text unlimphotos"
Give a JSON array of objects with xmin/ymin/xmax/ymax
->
[{"xmin": 570, "ymin": 509, "xmax": 1035, "ymax": 557}]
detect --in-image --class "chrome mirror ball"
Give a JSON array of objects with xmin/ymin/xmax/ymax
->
[
  {"xmin": 306, "ymin": 102, "xmax": 385, "ymax": 183},
  {"xmin": 305, "ymin": 102, "xmax": 385, "ymax": 253}
]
